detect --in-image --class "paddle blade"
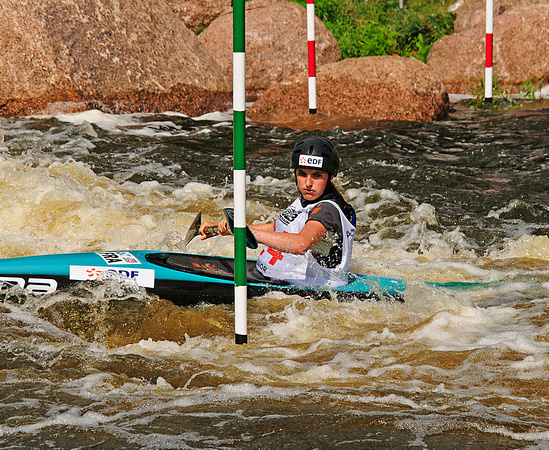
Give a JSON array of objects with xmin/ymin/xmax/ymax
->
[
  {"xmin": 222, "ymin": 207, "xmax": 258, "ymax": 250},
  {"xmin": 184, "ymin": 212, "xmax": 220, "ymax": 246},
  {"xmin": 184, "ymin": 212, "xmax": 202, "ymax": 246}
]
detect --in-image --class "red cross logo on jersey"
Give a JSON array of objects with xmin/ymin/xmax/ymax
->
[{"xmin": 265, "ymin": 247, "xmax": 284, "ymax": 265}]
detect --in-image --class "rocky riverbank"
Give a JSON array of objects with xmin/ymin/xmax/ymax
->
[
  {"xmin": 428, "ymin": 0, "xmax": 548, "ymax": 94},
  {"xmin": 1, "ymin": 0, "xmax": 546, "ymax": 129}
]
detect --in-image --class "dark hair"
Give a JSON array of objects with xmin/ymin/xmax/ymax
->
[{"xmin": 323, "ymin": 180, "xmax": 356, "ymax": 226}]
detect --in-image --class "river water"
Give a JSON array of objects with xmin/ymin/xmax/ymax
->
[{"xmin": 0, "ymin": 100, "xmax": 548, "ymax": 448}]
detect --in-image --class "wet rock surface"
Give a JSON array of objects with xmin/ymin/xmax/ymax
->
[
  {"xmin": 0, "ymin": 0, "xmax": 231, "ymax": 117},
  {"xmin": 247, "ymin": 56, "xmax": 449, "ymax": 130},
  {"xmin": 429, "ymin": 2, "xmax": 549, "ymax": 93},
  {"xmin": 199, "ymin": 0, "xmax": 340, "ymax": 98}
]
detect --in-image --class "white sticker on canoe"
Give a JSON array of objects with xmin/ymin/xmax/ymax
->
[
  {"xmin": 70, "ymin": 266, "xmax": 155, "ymax": 288},
  {"xmin": 96, "ymin": 251, "xmax": 141, "ymax": 265}
]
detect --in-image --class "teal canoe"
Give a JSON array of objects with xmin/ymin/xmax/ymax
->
[{"xmin": 0, "ymin": 250, "xmax": 408, "ymax": 305}]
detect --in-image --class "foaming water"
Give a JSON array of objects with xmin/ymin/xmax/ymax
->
[{"xmin": 0, "ymin": 103, "xmax": 549, "ymax": 447}]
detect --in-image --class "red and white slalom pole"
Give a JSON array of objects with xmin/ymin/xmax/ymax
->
[
  {"xmin": 485, "ymin": 0, "xmax": 494, "ymax": 102},
  {"xmin": 307, "ymin": 0, "xmax": 317, "ymax": 114}
]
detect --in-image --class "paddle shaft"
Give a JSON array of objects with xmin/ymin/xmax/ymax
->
[{"xmin": 203, "ymin": 225, "xmax": 219, "ymax": 236}]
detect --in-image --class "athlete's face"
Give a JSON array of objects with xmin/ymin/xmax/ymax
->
[{"xmin": 296, "ymin": 168, "xmax": 331, "ymax": 201}]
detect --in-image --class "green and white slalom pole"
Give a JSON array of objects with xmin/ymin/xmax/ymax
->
[{"xmin": 233, "ymin": 0, "xmax": 247, "ymax": 345}]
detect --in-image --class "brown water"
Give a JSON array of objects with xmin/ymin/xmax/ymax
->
[{"xmin": 0, "ymin": 101, "xmax": 549, "ymax": 448}]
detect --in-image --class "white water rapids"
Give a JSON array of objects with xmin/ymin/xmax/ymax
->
[{"xmin": 0, "ymin": 103, "xmax": 548, "ymax": 448}]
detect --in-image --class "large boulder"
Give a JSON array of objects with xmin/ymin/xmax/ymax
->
[
  {"xmin": 247, "ymin": 56, "xmax": 449, "ymax": 130},
  {"xmin": 428, "ymin": 4, "xmax": 549, "ymax": 93},
  {"xmin": 453, "ymin": 0, "xmax": 547, "ymax": 32},
  {"xmin": 166, "ymin": 0, "xmax": 230, "ymax": 33},
  {"xmin": 0, "ymin": 0, "xmax": 231, "ymax": 117},
  {"xmin": 199, "ymin": 0, "xmax": 340, "ymax": 98}
]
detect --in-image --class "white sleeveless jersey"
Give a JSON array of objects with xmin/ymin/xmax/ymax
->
[{"xmin": 256, "ymin": 198, "xmax": 356, "ymax": 287}]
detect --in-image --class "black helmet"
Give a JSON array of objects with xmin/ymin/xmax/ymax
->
[{"xmin": 291, "ymin": 137, "xmax": 339, "ymax": 176}]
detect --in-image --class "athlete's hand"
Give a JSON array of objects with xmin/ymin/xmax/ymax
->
[
  {"xmin": 216, "ymin": 218, "xmax": 230, "ymax": 236},
  {"xmin": 199, "ymin": 219, "xmax": 230, "ymax": 239},
  {"xmin": 199, "ymin": 220, "xmax": 217, "ymax": 239}
]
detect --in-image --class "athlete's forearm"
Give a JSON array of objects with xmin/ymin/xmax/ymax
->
[
  {"xmin": 249, "ymin": 223, "xmax": 275, "ymax": 233},
  {"xmin": 252, "ymin": 221, "xmax": 326, "ymax": 255},
  {"xmin": 252, "ymin": 230, "xmax": 307, "ymax": 255}
]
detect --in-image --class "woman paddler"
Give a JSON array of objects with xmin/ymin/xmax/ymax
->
[{"xmin": 199, "ymin": 136, "xmax": 357, "ymax": 287}]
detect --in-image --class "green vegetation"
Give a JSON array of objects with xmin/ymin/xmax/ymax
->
[
  {"xmin": 519, "ymin": 73, "xmax": 549, "ymax": 100},
  {"xmin": 466, "ymin": 73, "xmax": 509, "ymax": 108},
  {"xmin": 289, "ymin": 0, "xmax": 456, "ymax": 63},
  {"xmin": 466, "ymin": 72, "xmax": 549, "ymax": 108}
]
